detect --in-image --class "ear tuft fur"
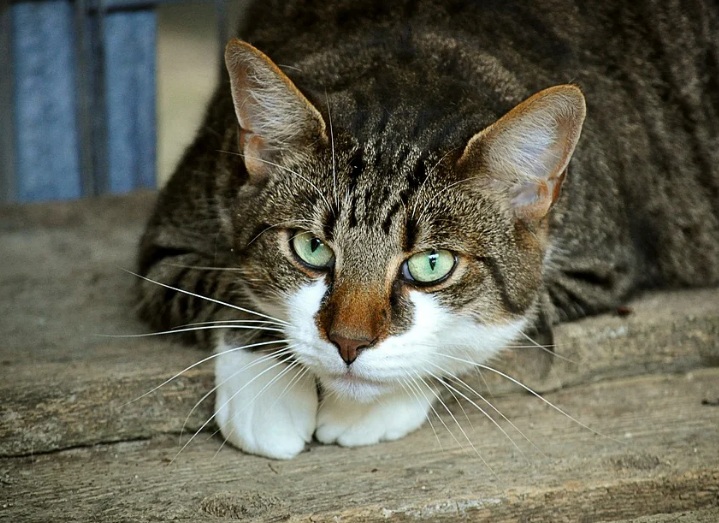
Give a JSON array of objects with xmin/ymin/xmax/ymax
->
[
  {"xmin": 460, "ymin": 85, "xmax": 586, "ymax": 221},
  {"xmin": 224, "ymin": 39, "xmax": 327, "ymax": 179}
]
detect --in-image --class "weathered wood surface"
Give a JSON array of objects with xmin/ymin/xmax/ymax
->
[{"xmin": 1, "ymin": 192, "xmax": 718, "ymax": 522}]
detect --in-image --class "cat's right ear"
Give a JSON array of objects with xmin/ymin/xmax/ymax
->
[
  {"xmin": 225, "ymin": 39, "xmax": 327, "ymax": 181},
  {"xmin": 458, "ymin": 85, "xmax": 586, "ymax": 222}
]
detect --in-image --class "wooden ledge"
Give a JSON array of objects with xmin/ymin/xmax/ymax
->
[{"xmin": 1, "ymin": 192, "xmax": 718, "ymax": 522}]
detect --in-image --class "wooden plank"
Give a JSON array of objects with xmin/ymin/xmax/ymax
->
[
  {"xmin": 0, "ymin": 193, "xmax": 718, "ymax": 521},
  {"xmin": 610, "ymin": 508, "xmax": 719, "ymax": 523},
  {"xmin": 0, "ymin": 193, "xmax": 718, "ymax": 456},
  {"xmin": 2, "ymin": 370, "xmax": 718, "ymax": 522}
]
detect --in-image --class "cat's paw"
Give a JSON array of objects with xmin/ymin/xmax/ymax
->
[
  {"xmin": 214, "ymin": 342, "xmax": 318, "ymax": 460},
  {"xmin": 315, "ymin": 388, "xmax": 432, "ymax": 447}
]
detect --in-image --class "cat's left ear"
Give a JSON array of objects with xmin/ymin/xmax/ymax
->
[
  {"xmin": 225, "ymin": 39, "xmax": 327, "ymax": 180},
  {"xmin": 459, "ymin": 85, "xmax": 586, "ymax": 222}
]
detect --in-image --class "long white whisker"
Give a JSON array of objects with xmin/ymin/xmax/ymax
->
[
  {"xmin": 176, "ymin": 349, "xmax": 297, "ymax": 461},
  {"xmin": 425, "ymin": 361, "xmax": 532, "ymax": 460},
  {"xmin": 270, "ymin": 363, "xmax": 311, "ymax": 409},
  {"xmin": 180, "ymin": 347, "xmax": 294, "ymax": 438},
  {"xmin": 127, "ymin": 269, "xmax": 289, "ymax": 326},
  {"xmin": 325, "ymin": 91, "xmax": 339, "ymax": 211},
  {"xmin": 103, "ymin": 325, "xmax": 285, "ymax": 339},
  {"xmin": 448, "ymin": 373, "xmax": 544, "ymax": 458},
  {"xmin": 436, "ymin": 353, "xmax": 611, "ymax": 439},
  {"xmin": 519, "ymin": 330, "xmax": 577, "ymax": 364},
  {"xmin": 173, "ymin": 319, "xmax": 285, "ymax": 329},
  {"xmin": 408, "ymin": 372, "xmax": 486, "ymax": 464},
  {"xmin": 123, "ymin": 339, "xmax": 287, "ymax": 406},
  {"xmin": 405, "ymin": 375, "xmax": 453, "ymax": 450},
  {"xmin": 407, "ymin": 373, "xmax": 493, "ymax": 472},
  {"xmin": 211, "ymin": 350, "xmax": 301, "ymax": 457},
  {"xmin": 398, "ymin": 377, "xmax": 443, "ymax": 451}
]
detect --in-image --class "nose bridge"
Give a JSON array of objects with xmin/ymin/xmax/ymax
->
[
  {"xmin": 315, "ymin": 227, "xmax": 399, "ymax": 362},
  {"xmin": 325, "ymin": 277, "xmax": 388, "ymax": 340}
]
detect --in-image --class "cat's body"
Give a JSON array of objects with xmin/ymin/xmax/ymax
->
[{"xmin": 138, "ymin": 0, "xmax": 719, "ymax": 459}]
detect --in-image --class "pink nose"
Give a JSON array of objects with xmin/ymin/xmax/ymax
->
[{"xmin": 329, "ymin": 334, "xmax": 371, "ymax": 365}]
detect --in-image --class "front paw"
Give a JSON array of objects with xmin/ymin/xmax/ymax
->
[
  {"xmin": 214, "ymin": 342, "xmax": 318, "ymax": 459},
  {"xmin": 315, "ymin": 388, "xmax": 432, "ymax": 447}
]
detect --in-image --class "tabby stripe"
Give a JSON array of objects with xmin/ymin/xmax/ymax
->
[
  {"xmin": 476, "ymin": 256, "xmax": 527, "ymax": 315},
  {"xmin": 138, "ymin": 246, "xmax": 195, "ymax": 275},
  {"xmin": 381, "ymin": 201, "xmax": 402, "ymax": 235},
  {"xmin": 403, "ymin": 216, "xmax": 419, "ymax": 252}
]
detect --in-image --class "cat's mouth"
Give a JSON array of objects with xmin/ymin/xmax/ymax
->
[{"xmin": 322, "ymin": 369, "xmax": 392, "ymax": 401}]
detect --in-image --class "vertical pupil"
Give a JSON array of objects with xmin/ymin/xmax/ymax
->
[
  {"xmin": 428, "ymin": 251, "xmax": 438, "ymax": 271},
  {"xmin": 310, "ymin": 237, "xmax": 321, "ymax": 252}
]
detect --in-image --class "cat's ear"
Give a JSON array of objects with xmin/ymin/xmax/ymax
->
[
  {"xmin": 225, "ymin": 39, "xmax": 327, "ymax": 180},
  {"xmin": 459, "ymin": 85, "xmax": 586, "ymax": 222}
]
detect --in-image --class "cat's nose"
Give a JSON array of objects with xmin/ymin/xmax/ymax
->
[{"xmin": 329, "ymin": 334, "xmax": 371, "ymax": 365}]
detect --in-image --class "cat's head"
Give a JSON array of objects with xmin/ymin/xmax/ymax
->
[{"xmin": 223, "ymin": 39, "xmax": 585, "ymax": 401}]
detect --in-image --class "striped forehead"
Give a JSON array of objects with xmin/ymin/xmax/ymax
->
[{"xmin": 325, "ymin": 143, "xmax": 430, "ymax": 248}]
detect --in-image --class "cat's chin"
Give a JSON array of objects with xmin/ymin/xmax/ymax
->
[{"xmin": 320, "ymin": 372, "xmax": 393, "ymax": 403}]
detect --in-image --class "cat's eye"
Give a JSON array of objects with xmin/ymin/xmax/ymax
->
[
  {"xmin": 402, "ymin": 249, "xmax": 456, "ymax": 285},
  {"xmin": 290, "ymin": 231, "xmax": 335, "ymax": 270}
]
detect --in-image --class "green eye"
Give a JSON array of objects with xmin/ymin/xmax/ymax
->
[
  {"xmin": 403, "ymin": 249, "xmax": 456, "ymax": 284},
  {"xmin": 290, "ymin": 231, "xmax": 335, "ymax": 269}
]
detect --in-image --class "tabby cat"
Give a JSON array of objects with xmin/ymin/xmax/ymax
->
[{"xmin": 137, "ymin": 0, "xmax": 719, "ymax": 459}]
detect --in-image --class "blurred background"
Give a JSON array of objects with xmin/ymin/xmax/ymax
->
[
  {"xmin": 157, "ymin": 1, "xmax": 246, "ymax": 186},
  {"xmin": 1, "ymin": 0, "xmax": 247, "ymax": 202}
]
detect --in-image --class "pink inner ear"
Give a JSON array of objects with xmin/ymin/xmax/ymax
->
[
  {"xmin": 510, "ymin": 167, "xmax": 566, "ymax": 222},
  {"xmin": 511, "ymin": 180, "xmax": 551, "ymax": 221},
  {"xmin": 241, "ymin": 132, "xmax": 270, "ymax": 180}
]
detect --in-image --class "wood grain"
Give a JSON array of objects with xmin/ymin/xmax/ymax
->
[{"xmin": 1, "ymin": 193, "xmax": 718, "ymax": 521}]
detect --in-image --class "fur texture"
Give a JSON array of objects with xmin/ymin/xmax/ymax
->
[{"xmin": 137, "ymin": 0, "xmax": 719, "ymax": 458}]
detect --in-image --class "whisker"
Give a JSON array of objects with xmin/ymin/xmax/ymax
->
[
  {"xmin": 405, "ymin": 375, "xmax": 454, "ymax": 450},
  {"xmin": 435, "ymin": 353, "xmax": 614, "ymax": 441},
  {"xmin": 407, "ymin": 372, "xmax": 493, "ymax": 473},
  {"xmin": 408, "ymin": 372, "xmax": 487, "ymax": 464},
  {"xmin": 123, "ymin": 339, "xmax": 288, "ymax": 406},
  {"xmin": 180, "ymin": 347, "xmax": 294, "ymax": 439},
  {"xmin": 324, "ymin": 91, "xmax": 339, "ymax": 211},
  {"xmin": 176, "ymin": 348, "xmax": 298, "ymax": 461},
  {"xmin": 450, "ymin": 374, "xmax": 544, "ymax": 458},
  {"xmin": 127, "ymin": 269, "xmax": 289, "ymax": 326},
  {"xmin": 102, "ymin": 324, "xmax": 285, "ymax": 339},
  {"xmin": 398, "ymin": 377, "xmax": 444, "ymax": 451},
  {"xmin": 425, "ymin": 361, "xmax": 535, "ymax": 460},
  {"xmin": 519, "ymin": 330, "xmax": 577, "ymax": 364},
  {"xmin": 270, "ymin": 363, "xmax": 311, "ymax": 409},
  {"xmin": 162, "ymin": 262, "xmax": 244, "ymax": 272},
  {"xmin": 211, "ymin": 350, "xmax": 301, "ymax": 458},
  {"xmin": 172, "ymin": 319, "xmax": 285, "ymax": 329}
]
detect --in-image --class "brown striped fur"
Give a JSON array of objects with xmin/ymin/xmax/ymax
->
[{"xmin": 136, "ymin": 0, "xmax": 719, "ymax": 457}]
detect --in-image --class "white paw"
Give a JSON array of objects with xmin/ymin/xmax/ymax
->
[
  {"xmin": 315, "ymin": 388, "xmax": 432, "ymax": 447},
  {"xmin": 214, "ymin": 341, "xmax": 318, "ymax": 460}
]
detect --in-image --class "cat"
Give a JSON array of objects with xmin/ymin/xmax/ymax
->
[{"xmin": 137, "ymin": 0, "xmax": 719, "ymax": 459}]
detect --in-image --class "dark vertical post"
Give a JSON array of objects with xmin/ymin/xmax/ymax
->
[{"xmin": 0, "ymin": 1, "xmax": 16, "ymax": 202}]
